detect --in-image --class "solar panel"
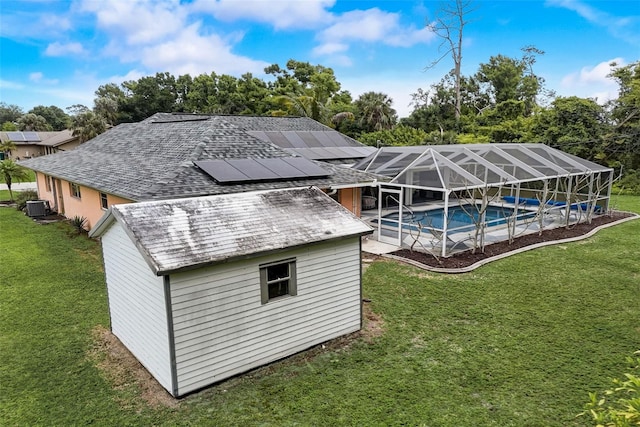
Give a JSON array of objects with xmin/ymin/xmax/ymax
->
[
  {"xmin": 194, "ymin": 160, "xmax": 247, "ymax": 183},
  {"xmin": 226, "ymin": 159, "xmax": 280, "ymax": 180},
  {"xmin": 195, "ymin": 157, "xmax": 330, "ymax": 184},
  {"xmin": 6, "ymin": 132, "xmax": 25, "ymax": 141},
  {"xmin": 22, "ymin": 131, "xmax": 41, "ymax": 142}
]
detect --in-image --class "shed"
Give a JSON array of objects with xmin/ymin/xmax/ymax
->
[{"xmin": 89, "ymin": 187, "xmax": 373, "ymax": 397}]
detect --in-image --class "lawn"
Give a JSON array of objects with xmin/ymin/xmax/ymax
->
[{"xmin": 1, "ymin": 196, "xmax": 639, "ymax": 426}]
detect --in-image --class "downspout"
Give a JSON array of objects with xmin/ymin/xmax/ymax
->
[{"xmin": 163, "ymin": 276, "xmax": 179, "ymax": 397}]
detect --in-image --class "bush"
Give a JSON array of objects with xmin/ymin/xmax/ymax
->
[
  {"xmin": 14, "ymin": 190, "xmax": 39, "ymax": 211},
  {"xmin": 614, "ymin": 170, "xmax": 640, "ymax": 196},
  {"xmin": 578, "ymin": 351, "xmax": 640, "ymax": 426},
  {"xmin": 70, "ymin": 215, "xmax": 88, "ymax": 234}
]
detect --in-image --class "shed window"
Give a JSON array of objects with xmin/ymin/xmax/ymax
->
[
  {"xmin": 70, "ymin": 182, "xmax": 81, "ymax": 199},
  {"xmin": 45, "ymin": 175, "xmax": 51, "ymax": 192},
  {"xmin": 100, "ymin": 192, "xmax": 108, "ymax": 210},
  {"xmin": 260, "ymin": 258, "xmax": 297, "ymax": 304}
]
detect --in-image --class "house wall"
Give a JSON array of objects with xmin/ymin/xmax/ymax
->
[
  {"xmin": 169, "ymin": 238, "xmax": 363, "ymax": 396},
  {"xmin": 338, "ymin": 187, "xmax": 362, "ymax": 217},
  {"xmin": 35, "ymin": 172, "xmax": 132, "ymax": 228},
  {"xmin": 12, "ymin": 144, "xmax": 42, "ymax": 159},
  {"xmin": 101, "ymin": 223, "xmax": 174, "ymax": 392}
]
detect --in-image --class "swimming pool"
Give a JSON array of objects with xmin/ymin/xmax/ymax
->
[{"xmin": 381, "ymin": 205, "xmax": 532, "ymax": 233}]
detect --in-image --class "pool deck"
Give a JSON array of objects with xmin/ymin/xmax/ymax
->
[{"xmin": 361, "ymin": 199, "xmax": 588, "ymax": 257}]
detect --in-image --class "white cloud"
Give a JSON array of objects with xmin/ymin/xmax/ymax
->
[
  {"xmin": 560, "ymin": 58, "xmax": 625, "ymax": 103},
  {"xmin": 140, "ymin": 23, "xmax": 269, "ymax": 76},
  {"xmin": 28, "ymin": 72, "xmax": 59, "ymax": 85},
  {"xmin": 78, "ymin": 0, "xmax": 187, "ymax": 45},
  {"xmin": 191, "ymin": 0, "xmax": 335, "ymax": 30},
  {"xmin": 319, "ymin": 8, "xmax": 433, "ymax": 47},
  {"xmin": 561, "ymin": 58, "xmax": 624, "ymax": 86},
  {"xmin": 0, "ymin": 79, "xmax": 25, "ymax": 90},
  {"xmin": 313, "ymin": 8, "xmax": 435, "ymax": 62},
  {"xmin": 546, "ymin": 0, "xmax": 640, "ymax": 45},
  {"xmin": 312, "ymin": 42, "xmax": 348, "ymax": 56},
  {"xmin": 45, "ymin": 41, "xmax": 85, "ymax": 56}
]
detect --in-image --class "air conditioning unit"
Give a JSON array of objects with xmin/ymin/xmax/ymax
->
[{"xmin": 26, "ymin": 200, "xmax": 47, "ymax": 217}]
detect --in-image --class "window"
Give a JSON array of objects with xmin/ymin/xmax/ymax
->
[
  {"xmin": 260, "ymin": 258, "xmax": 297, "ymax": 304},
  {"xmin": 70, "ymin": 182, "xmax": 81, "ymax": 199},
  {"xmin": 100, "ymin": 192, "xmax": 108, "ymax": 210},
  {"xmin": 45, "ymin": 175, "xmax": 51, "ymax": 192}
]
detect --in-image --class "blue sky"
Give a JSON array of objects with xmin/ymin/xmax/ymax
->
[{"xmin": 1, "ymin": 0, "xmax": 638, "ymax": 118}]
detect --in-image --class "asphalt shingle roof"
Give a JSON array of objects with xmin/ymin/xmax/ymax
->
[
  {"xmin": 90, "ymin": 186, "xmax": 374, "ymax": 275},
  {"xmin": 21, "ymin": 114, "xmax": 382, "ymax": 201}
]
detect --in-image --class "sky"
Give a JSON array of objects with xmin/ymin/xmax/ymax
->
[{"xmin": 0, "ymin": 0, "xmax": 638, "ymax": 119}]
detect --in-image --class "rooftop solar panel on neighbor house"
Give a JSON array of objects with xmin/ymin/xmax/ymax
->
[
  {"xmin": 22, "ymin": 131, "xmax": 41, "ymax": 141},
  {"xmin": 194, "ymin": 157, "xmax": 330, "ymax": 184},
  {"xmin": 6, "ymin": 132, "xmax": 26, "ymax": 141}
]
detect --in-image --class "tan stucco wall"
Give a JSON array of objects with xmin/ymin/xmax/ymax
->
[
  {"xmin": 11, "ymin": 145, "xmax": 43, "ymax": 159},
  {"xmin": 35, "ymin": 172, "xmax": 132, "ymax": 229}
]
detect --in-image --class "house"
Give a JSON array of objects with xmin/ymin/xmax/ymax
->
[
  {"xmin": 88, "ymin": 186, "xmax": 373, "ymax": 397},
  {"xmin": 20, "ymin": 114, "xmax": 382, "ymax": 229},
  {"xmin": 0, "ymin": 130, "xmax": 80, "ymax": 159}
]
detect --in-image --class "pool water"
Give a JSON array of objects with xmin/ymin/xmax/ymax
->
[{"xmin": 382, "ymin": 205, "xmax": 532, "ymax": 232}]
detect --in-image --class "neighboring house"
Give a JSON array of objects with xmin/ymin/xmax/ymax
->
[
  {"xmin": 89, "ymin": 187, "xmax": 373, "ymax": 397},
  {"xmin": 0, "ymin": 130, "xmax": 80, "ymax": 159},
  {"xmin": 20, "ymin": 113, "xmax": 382, "ymax": 229}
]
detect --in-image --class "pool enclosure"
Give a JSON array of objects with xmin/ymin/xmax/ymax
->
[{"xmin": 353, "ymin": 144, "xmax": 614, "ymax": 257}]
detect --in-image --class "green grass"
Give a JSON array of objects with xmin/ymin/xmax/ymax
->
[{"xmin": 1, "ymin": 196, "xmax": 639, "ymax": 426}]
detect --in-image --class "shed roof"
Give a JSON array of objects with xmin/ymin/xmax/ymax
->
[
  {"xmin": 20, "ymin": 114, "xmax": 381, "ymax": 201},
  {"xmin": 90, "ymin": 186, "xmax": 373, "ymax": 276},
  {"xmin": 353, "ymin": 143, "xmax": 612, "ymax": 191}
]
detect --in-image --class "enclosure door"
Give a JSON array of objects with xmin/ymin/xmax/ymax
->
[{"xmin": 377, "ymin": 187, "xmax": 404, "ymax": 246}]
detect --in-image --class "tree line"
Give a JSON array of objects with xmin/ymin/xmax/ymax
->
[{"xmin": 1, "ymin": 57, "xmax": 638, "ymax": 194}]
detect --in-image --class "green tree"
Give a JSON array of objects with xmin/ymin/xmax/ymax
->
[
  {"xmin": 94, "ymin": 83, "xmax": 128, "ymax": 124},
  {"xmin": 28, "ymin": 105, "xmax": 70, "ymax": 131},
  {"xmin": 0, "ymin": 139, "xmax": 17, "ymax": 159},
  {"xmin": 70, "ymin": 111, "xmax": 107, "ymax": 143},
  {"xmin": 0, "ymin": 102, "xmax": 24, "ymax": 125},
  {"xmin": 17, "ymin": 113, "xmax": 51, "ymax": 131},
  {"xmin": 120, "ymin": 72, "xmax": 178, "ymax": 121},
  {"xmin": 268, "ymin": 60, "xmax": 343, "ymax": 124},
  {"xmin": 529, "ymin": 96, "xmax": 606, "ymax": 159},
  {"xmin": 605, "ymin": 62, "xmax": 640, "ymax": 169},
  {"xmin": 0, "ymin": 159, "xmax": 30, "ymax": 201},
  {"xmin": 354, "ymin": 92, "xmax": 397, "ymax": 132},
  {"xmin": 358, "ymin": 125, "xmax": 429, "ymax": 146},
  {"xmin": 2, "ymin": 122, "xmax": 18, "ymax": 131}
]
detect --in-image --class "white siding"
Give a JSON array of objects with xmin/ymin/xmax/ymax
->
[
  {"xmin": 170, "ymin": 238, "xmax": 362, "ymax": 396},
  {"xmin": 102, "ymin": 224, "xmax": 173, "ymax": 393}
]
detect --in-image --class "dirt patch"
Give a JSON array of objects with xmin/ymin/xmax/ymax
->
[
  {"xmin": 87, "ymin": 326, "xmax": 179, "ymax": 409},
  {"xmin": 390, "ymin": 212, "xmax": 636, "ymax": 270},
  {"xmin": 87, "ymin": 303, "xmax": 385, "ymax": 403},
  {"xmin": 361, "ymin": 300, "xmax": 385, "ymax": 343}
]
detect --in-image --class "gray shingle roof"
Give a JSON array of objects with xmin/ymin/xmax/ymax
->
[
  {"xmin": 20, "ymin": 114, "xmax": 383, "ymax": 201},
  {"xmin": 90, "ymin": 187, "xmax": 374, "ymax": 275}
]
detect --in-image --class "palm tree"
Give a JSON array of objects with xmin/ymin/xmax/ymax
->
[
  {"xmin": 70, "ymin": 111, "xmax": 107, "ymax": 143},
  {"xmin": 0, "ymin": 139, "xmax": 16, "ymax": 160},
  {"xmin": 0, "ymin": 159, "xmax": 30, "ymax": 201},
  {"xmin": 354, "ymin": 92, "xmax": 398, "ymax": 132}
]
